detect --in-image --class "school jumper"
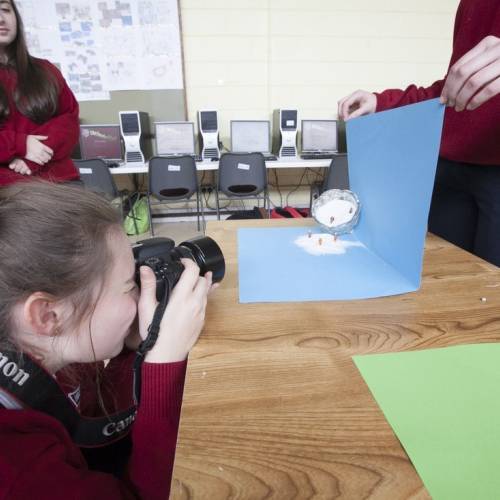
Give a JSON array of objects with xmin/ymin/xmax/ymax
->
[
  {"xmin": 374, "ymin": 0, "xmax": 500, "ymax": 266},
  {"xmin": 0, "ymin": 58, "xmax": 80, "ymax": 185},
  {"xmin": 0, "ymin": 349, "xmax": 187, "ymax": 499}
]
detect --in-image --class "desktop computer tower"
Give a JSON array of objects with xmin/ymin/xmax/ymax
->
[
  {"xmin": 118, "ymin": 111, "xmax": 152, "ymax": 164},
  {"xmin": 197, "ymin": 110, "xmax": 220, "ymax": 160},
  {"xmin": 272, "ymin": 109, "xmax": 298, "ymax": 157}
]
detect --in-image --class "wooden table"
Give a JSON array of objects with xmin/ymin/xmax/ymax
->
[{"xmin": 171, "ymin": 218, "xmax": 500, "ymax": 500}]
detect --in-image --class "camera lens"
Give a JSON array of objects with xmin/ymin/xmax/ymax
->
[{"xmin": 175, "ymin": 236, "xmax": 225, "ymax": 283}]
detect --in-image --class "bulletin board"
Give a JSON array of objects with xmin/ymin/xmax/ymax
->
[{"xmin": 17, "ymin": 0, "xmax": 187, "ymax": 124}]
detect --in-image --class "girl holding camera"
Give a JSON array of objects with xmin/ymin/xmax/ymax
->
[
  {"xmin": 0, "ymin": 0, "xmax": 80, "ymax": 184},
  {"xmin": 0, "ymin": 181, "xmax": 215, "ymax": 499}
]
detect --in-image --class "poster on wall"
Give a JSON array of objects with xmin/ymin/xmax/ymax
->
[
  {"xmin": 54, "ymin": 1, "xmax": 110, "ymax": 101},
  {"xmin": 16, "ymin": 0, "xmax": 184, "ymax": 101}
]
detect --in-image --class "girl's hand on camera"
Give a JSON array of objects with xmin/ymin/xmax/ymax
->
[
  {"xmin": 124, "ymin": 315, "xmax": 141, "ymax": 351},
  {"xmin": 138, "ymin": 259, "xmax": 214, "ymax": 363}
]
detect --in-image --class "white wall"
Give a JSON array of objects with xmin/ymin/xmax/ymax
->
[
  {"xmin": 180, "ymin": 0, "xmax": 459, "ymax": 146},
  {"xmin": 179, "ymin": 0, "xmax": 459, "ymax": 207}
]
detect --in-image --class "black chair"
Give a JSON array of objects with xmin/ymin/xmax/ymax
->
[
  {"xmin": 75, "ymin": 158, "xmax": 131, "ymax": 222},
  {"xmin": 216, "ymin": 152, "xmax": 269, "ymax": 220},
  {"xmin": 309, "ymin": 153, "xmax": 349, "ymax": 209},
  {"xmin": 147, "ymin": 155, "xmax": 205, "ymax": 236}
]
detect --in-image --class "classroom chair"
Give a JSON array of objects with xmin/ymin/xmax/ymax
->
[
  {"xmin": 216, "ymin": 152, "xmax": 270, "ymax": 220},
  {"xmin": 309, "ymin": 154, "xmax": 350, "ymax": 210},
  {"xmin": 75, "ymin": 158, "xmax": 132, "ymax": 222},
  {"xmin": 147, "ymin": 155, "xmax": 205, "ymax": 235}
]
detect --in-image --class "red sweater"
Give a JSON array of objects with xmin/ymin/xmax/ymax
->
[
  {"xmin": 375, "ymin": 0, "xmax": 500, "ymax": 166},
  {"xmin": 0, "ymin": 351, "xmax": 187, "ymax": 499},
  {"xmin": 0, "ymin": 58, "xmax": 80, "ymax": 184}
]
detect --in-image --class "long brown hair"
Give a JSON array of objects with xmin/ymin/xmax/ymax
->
[
  {"xmin": 0, "ymin": 180, "xmax": 122, "ymax": 350},
  {"xmin": 0, "ymin": 0, "xmax": 59, "ymax": 124}
]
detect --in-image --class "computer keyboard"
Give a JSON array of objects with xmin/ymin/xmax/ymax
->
[
  {"xmin": 157, "ymin": 154, "xmax": 204, "ymax": 162},
  {"xmin": 263, "ymin": 154, "xmax": 278, "ymax": 161},
  {"xmin": 104, "ymin": 160, "xmax": 122, "ymax": 168},
  {"xmin": 300, "ymin": 153, "xmax": 335, "ymax": 160}
]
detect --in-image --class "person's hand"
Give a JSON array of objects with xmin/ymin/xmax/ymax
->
[
  {"xmin": 138, "ymin": 259, "xmax": 215, "ymax": 363},
  {"xmin": 8, "ymin": 158, "xmax": 32, "ymax": 175},
  {"xmin": 338, "ymin": 90, "xmax": 377, "ymax": 120},
  {"xmin": 26, "ymin": 135, "xmax": 53, "ymax": 166},
  {"xmin": 124, "ymin": 315, "xmax": 141, "ymax": 352},
  {"xmin": 441, "ymin": 35, "xmax": 500, "ymax": 111}
]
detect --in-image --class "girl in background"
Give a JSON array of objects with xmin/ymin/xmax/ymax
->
[{"xmin": 0, "ymin": 0, "xmax": 79, "ymax": 184}]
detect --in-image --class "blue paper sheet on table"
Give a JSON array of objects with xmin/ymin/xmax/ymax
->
[{"xmin": 238, "ymin": 98, "xmax": 445, "ymax": 303}]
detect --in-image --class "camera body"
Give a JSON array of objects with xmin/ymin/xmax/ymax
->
[{"xmin": 132, "ymin": 236, "xmax": 225, "ymax": 302}]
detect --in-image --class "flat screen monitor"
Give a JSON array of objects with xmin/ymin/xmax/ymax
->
[
  {"xmin": 155, "ymin": 122, "xmax": 195, "ymax": 155},
  {"xmin": 79, "ymin": 124, "xmax": 123, "ymax": 160},
  {"xmin": 301, "ymin": 120, "xmax": 338, "ymax": 152},
  {"xmin": 231, "ymin": 120, "xmax": 270, "ymax": 153}
]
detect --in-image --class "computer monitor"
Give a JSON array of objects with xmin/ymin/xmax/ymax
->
[
  {"xmin": 155, "ymin": 122, "xmax": 196, "ymax": 156},
  {"xmin": 301, "ymin": 120, "xmax": 338, "ymax": 152},
  {"xmin": 79, "ymin": 124, "xmax": 123, "ymax": 161},
  {"xmin": 231, "ymin": 120, "xmax": 270, "ymax": 153}
]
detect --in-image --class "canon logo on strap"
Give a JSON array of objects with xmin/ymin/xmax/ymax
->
[
  {"xmin": 0, "ymin": 351, "xmax": 30, "ymax": 386},
  {"xmin": 102, "ymin": 411, "xmax": 137, "ymax": 436}
]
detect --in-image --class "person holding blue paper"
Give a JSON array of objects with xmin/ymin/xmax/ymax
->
[{"xmin": 338, "ymin": 0, "xmax": 500, "ymax": 267}]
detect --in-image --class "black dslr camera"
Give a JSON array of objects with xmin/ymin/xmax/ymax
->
[{"xmin": 132, "ymin": 236, "xmax": 225, "ymax": 302}]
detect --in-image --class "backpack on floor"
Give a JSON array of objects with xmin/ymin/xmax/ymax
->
[
  {"xmin": 270, "ymin": 206, "xmax": 309, "ymax": 219},
  {"xmin": 123, "ymin": 194, "xmax": 150, "ymax": 235}
]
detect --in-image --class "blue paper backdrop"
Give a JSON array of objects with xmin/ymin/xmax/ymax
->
[{"xmin": 238, "ymin": 99, "xmax": 445, "ymax": 303}]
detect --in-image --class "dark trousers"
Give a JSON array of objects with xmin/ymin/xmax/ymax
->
[{"xmin": 428, "ymin": 158, "xmax": 500, "ymax": 267}]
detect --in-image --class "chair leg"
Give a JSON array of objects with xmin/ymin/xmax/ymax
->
[
  {"xmin": 124, "ymin": 193, "xmax": 139, "ymax": 235},
  {"xmin": 310, "ymin": 183, "xmax": 320, "ymax": 211},
  {"xmin": 198, "ymin": 190, "xmax": 206, "ymax": 234},
  {"xmin": 196, "ymin": 191, "xmax": 201, "ymax": 232},
  {"xmin": 119, "ymin": 193, "xmax": 124, "ymax": 221},
  {"xmin": 215, "ymin": 189, "xmax": 221, "ymax": 220},
  {"xmin": 147, "ymin": 193, "xmax": 155, "ymax": 237}
]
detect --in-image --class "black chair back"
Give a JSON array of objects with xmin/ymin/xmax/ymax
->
[
  {"xmin": 75, "ymin": 159, "xmax": 119, "ymax": 199},
  {"xmin": 218, "ymin": 152, "xmax": 267, "ymax": 197},
  {"xmin": 323, "ymin": 154, "xmax": 349, "ymax": 191},
  {"xmin": 148, "ymin": 156, "xmax": 198, "ymax": 200}
]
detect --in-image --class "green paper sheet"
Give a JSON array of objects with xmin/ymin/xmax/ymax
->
[{"xmin": 353, "ymin": 344, "xmax": 500, "ymax": 500}]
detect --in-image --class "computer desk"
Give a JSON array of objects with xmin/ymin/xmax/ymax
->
[
  {"xmin": 170, "ymin": 217, "xmax": 500, "ymax": 499},
  {"xmin": 108, "ymin": 157, "xmax": 333, "ymax": 175}
]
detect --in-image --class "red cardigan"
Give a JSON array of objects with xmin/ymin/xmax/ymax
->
[
  {"xmin": 375, "ymin": 0, "xmax": 500, "ymax": 166},
  {"xmin": 0, "ymin": 351, "xmax": 187, "ymax": 499},
  {"xmin": 0, "ymin": 58, "xmax": 80, "ymax": 185}
]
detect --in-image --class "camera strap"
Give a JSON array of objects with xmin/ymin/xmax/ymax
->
[
  {"xmin": 0, "ymin": 349, "xmax": 137, "ymax": 448},
  {"xmin": 132, "ymin": 282, "xmax": 172, "ymax": 405}
]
